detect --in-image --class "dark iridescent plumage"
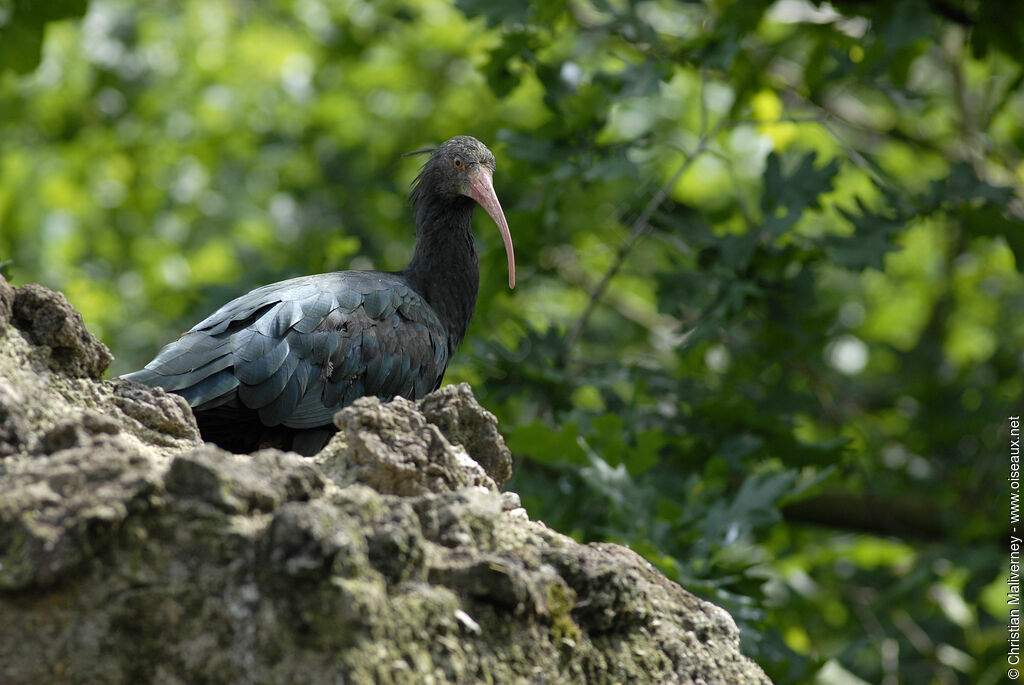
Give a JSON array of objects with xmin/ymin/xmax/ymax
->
[{"xmin": 123, "ymin": 136, "xmax": 514, "ymax": 455}]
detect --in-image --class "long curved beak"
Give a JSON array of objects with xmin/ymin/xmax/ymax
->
[{"xmin": 469, "ymin": 167, "xmax": 516, "ymax": 289}]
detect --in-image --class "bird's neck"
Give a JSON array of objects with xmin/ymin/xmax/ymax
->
[{"xmin": 403, "ymin": 195, "xmax": 479, "ymax": 350}]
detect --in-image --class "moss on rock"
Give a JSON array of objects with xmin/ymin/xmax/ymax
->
[{"xmin": 0, "ymin": 282, "xmax": 772, "ymax": 684}]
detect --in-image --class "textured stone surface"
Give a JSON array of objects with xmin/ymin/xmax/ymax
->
[
  {"xmin": 322, "ymin": 392, "xmax": 500, "ymax": 496},
  {"xmin": 10, "ymin": 281, "xmax": 113, "ymax": 379},
  {"xmin": 0, "ymin": 275, "xmax": 13, "ymax": 326},
  {"xmin": 418, "ymin": 382, "xmax": 514, "ymax": 488},
  {"xmin": 0, "ymin": 282, "xmax": 772, "ymax": 684},
  {"xmin": 0, "ymin": 281, "xmax": 202, "ymax": 462}
]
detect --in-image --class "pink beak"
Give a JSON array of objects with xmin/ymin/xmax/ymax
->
[{"xmin": 469, "ymin": 167, "xmax": 516, "ymax": 289}]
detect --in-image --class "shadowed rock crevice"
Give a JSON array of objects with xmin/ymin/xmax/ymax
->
[{"xmin": 0, "ymin": 279, "xmax": 772, "ymax": 684}]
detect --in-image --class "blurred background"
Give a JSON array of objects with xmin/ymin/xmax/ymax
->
[{"xmin": 1, "ymin": 1, "xmax": 1021, "ymax": 682}]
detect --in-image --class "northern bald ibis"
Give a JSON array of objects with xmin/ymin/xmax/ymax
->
[{"xmin": 123, "ymin": 136, "xmax": 514, "ymax": 455}]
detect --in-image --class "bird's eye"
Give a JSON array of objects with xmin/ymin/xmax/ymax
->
[{"xmin": 453, "ymin": 157, "xmax": 463, "ymax": 169}]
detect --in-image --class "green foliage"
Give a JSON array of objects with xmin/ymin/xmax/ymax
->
[
  {"xmin": 2, "ymin": 1, "xmax": 1022, "ymax": 683},
  {"xmin": 0, "ymin": 0, "xmax": 89, "ymax": 74}
]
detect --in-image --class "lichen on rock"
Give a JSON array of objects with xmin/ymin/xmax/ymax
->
[{"xmin": 0, "ymin": 279, "xmax": 772, "ymax": 684}]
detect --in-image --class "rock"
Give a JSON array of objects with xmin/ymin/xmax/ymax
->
[
  {"xmin": 112, "ymin": 380, "xmax": 201, "ymax": 441},
  {"xmin": 41, "ymin": 409, "xmax": 121, "ymax": 453},
  {"xmin": 418, "ymin": 383, "xmax": 514, "ymax": 487},
  {"xmin": 10, "ymin": 282, "xmax": 113, "ymax": 379},
  {"xmin": 165, "ymin": 445, "xmax": 325, "ymax": 514},
  {"xmin": 0, "ymin": 283, "xmax": 201, "ymax": 461},
  {"xmin": 0, "ymin": 440, "xmax": 165, "ymax": 590},
  {"xmin": 0, "ymin": 378, "xmax": 29, "ymax": 456},
  {"xmin": 323, "ymin": 395, "xmax": 498, "ymax": 496},
  {"xmin": 0, "ymin": 283, "xmax": 773, "ymax": 684},
  {"xmin": 0, "ymin": 274, "xmax": 13, "ymax": 327}
]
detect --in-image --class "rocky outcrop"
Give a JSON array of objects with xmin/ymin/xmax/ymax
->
[{"xmin": 0, "ymin": 276, "xmax": 771, "ymax": 684}]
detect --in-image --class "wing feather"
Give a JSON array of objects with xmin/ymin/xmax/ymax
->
[
  {"xmin": 238, "ymin": 352, "xmax": 299, "ymax": 409},
  {"xmin": 146, "ymin": 334, "xmax": 232, "ymax": 374},
  {"xmin": 125, "ymin": 270, "xmax": 452, "ymax": 435},
  {"xmin": 235, "ymin": 338, "xmax": 290, "ymax": 385},
  {"xmin": 178, "ymin": 368, "xmax": 239, "ymax": 407},
  {"xmin": 258, "ymin": 370, "xmax": 303, "ymax": 426},
  {"xmin": 156, "ymin": 354, "xmax": 234, "ymax": 392}
]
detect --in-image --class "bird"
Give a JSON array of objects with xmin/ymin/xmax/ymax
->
[{"xmin": 122, "ymin": 136, "xmax": 515, "ymax": 455}]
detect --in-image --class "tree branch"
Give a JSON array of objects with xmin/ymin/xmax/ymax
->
[
  {"xmin": 782, "ymin": 489, "xmax": 946, "ymax": 540},
  {"xmin": 563, "ymin": 117, "xmax": 730, "ymax": 354}
]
